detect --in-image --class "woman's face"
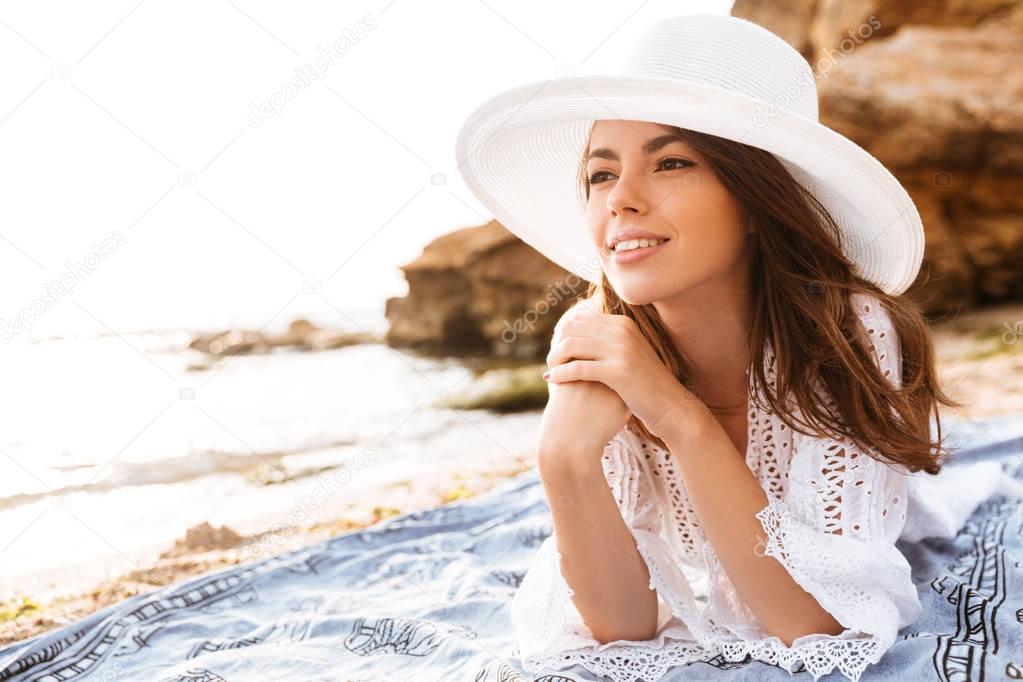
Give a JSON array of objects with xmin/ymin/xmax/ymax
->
[{"xmin": 584, "ymin": 120, "xmax": 751, "ymax": 305}]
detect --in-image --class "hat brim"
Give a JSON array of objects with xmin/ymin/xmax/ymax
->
[{"xmin": 455, "ymin": 76, "xmax": 924, "ymax": 296}]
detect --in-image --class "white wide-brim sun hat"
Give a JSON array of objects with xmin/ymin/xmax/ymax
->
[{"xmin": 455, "ymin": 13, "xmax": 924, "ymax": 296}]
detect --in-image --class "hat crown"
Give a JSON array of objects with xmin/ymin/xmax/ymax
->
[{"xmin": 620, "ymin": 14, "xmax": 820, "ymax": 122}]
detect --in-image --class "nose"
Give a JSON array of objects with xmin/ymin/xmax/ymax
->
[{"xmin": 606, "ymin": 168, "xmax": 651, "ymax": 219}]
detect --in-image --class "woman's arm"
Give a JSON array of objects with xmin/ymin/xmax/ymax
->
[
  {"xmin": 537, "ymin": 445, "xmax": 660, "ymax": 644},
  {"xmin": 543, "ymin": 308, "xmax": 839, "ymax": 644},
  {"xmin": 656, "ymin": 402, "xmax": 844, "ymax": 645},
  {"xmin": 543, "ymin": 300, "xmax": 913, "ymax": 654}
]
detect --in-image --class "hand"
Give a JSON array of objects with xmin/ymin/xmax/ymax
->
[
  {"xmin": 536, "ymin": 299, "xmax": 631, "ymax": 473},
  {"xmin": 544, "ymin": 311, "xmax": 703, "ymax": 441},
  {"xmin": 537, "ymin": 371, "xmax": 631, "ymax": 476}
]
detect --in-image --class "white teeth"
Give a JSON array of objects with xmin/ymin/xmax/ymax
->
[{"xmin": 613, "ymin": 238, "xmax": 667, "ymax": 252}]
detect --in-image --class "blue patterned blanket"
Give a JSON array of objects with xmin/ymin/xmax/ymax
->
[{"xmin": 2, "ymin": 416, "xmax": 1023, "ymax": 681}]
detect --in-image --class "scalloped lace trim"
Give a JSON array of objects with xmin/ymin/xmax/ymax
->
[
  {"xmin": 520, "ymin": 523, "xmax": 891, "ymax": 682},
  {"xmin": 540, "ymin": 638, "xmax": 713, "ymax": 682}
]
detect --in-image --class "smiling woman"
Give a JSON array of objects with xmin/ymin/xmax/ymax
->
[
  {"xmin": 519, "ymin": 108, "xmax": 989, "ymax": 682},
  {"xmin": 454, "ymin": 11, "xmax": 1023, "ymax": 682}
]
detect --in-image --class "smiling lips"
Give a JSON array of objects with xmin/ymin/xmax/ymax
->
[
  {"xmin": 605, "ymin": 229, "xmax": 670, "ymax": 251},
  {"xmin": 609, "ymin": 237, "xmax": 670, "ymax": 264}
]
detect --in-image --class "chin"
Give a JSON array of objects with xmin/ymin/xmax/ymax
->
[{"xmin": 607, "ymin": 277, "xmax": 682, "ymax": 307}]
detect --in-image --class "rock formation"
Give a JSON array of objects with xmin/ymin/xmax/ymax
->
[
  {"xmin": 384, "ymin": 220, "xmax": 590, "ymax": 359},
  {"xmin": 732, "ymin": 0, "xmax": 1023, "ymax": 308},
  {"xmin": 188, "ymin": 319, "xmax": 378, "ymax": 357}
]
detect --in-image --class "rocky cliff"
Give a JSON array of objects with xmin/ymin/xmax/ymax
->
[
  {"xmin": 734, "ymin": 0, "xmax": 1023, "ymax": 306},
  {"xmin": 384, "ymin": 220, "xmax": 588, "ymax": 359}
]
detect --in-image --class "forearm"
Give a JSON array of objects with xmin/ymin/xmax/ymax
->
[
  {"xmin": 658, "ymin": 405, "xmax": 844, "ymax": 645},
  {"xmin": 537, "ymin": 448, "xmax": 660, "ymax": 644}
]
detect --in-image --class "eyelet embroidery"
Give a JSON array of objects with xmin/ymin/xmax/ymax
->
[{"xmin": 517, "ymin": 292, "xmax": 908, "ymax": 682}]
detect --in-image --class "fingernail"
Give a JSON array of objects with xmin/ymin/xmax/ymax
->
[{"xmin": 542, "ymin": 370, "xmax": 550, "ymax": 380}]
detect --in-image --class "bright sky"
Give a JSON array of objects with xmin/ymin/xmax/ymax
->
[{"xmin": 0, "ymin": 0, "xmax": 733, "ymax": 341}]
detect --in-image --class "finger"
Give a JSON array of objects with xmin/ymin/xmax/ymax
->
[
  {"xmin": 545, "ymin": 359, "xmax": 600, "ymax": 384},
  {"xmin": 546, "ymin": 336, "xmax": 604, "ymax": 369},
  {"xmin": 559, "ymin": 312, "xmax": 623, "ymax": 340}
]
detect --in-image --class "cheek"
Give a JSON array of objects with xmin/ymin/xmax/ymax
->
[
  {"xmin": 583, "ymin": 203, "xmax": 604, "ymax": 242},
  {"xmin": 664, "ymin": 193, "xmax": 745, "ymax": 260}
]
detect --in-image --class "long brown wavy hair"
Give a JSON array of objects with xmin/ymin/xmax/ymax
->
[{"xmin": 576, "ymin": 123, "xmax": 962, "ymax": 475}]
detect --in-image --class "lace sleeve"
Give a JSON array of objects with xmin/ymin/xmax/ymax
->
[
  {"xmin": 510, "ymin": 427, "xmax": 708, "ymax": 679},
  {"xmin": 749, "ymin": 292, "xmax": 923, "ymax": 680},
  {"xmin": 848, "ymin": 291, "xmax": 1023, "ymax": 544}
]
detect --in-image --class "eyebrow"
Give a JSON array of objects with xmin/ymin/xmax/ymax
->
[{"xmin": 587, "ymin": 133, "xmax": 686, "ymax": 162}]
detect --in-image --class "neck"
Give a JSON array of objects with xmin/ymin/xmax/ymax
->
[{"xmin": 652, "ymin": 275, "xmax": 753, "ymax": 415}]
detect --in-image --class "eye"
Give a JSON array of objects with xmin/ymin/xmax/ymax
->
[
  {"xmin": 659, "ymin": 157, "xmax": 694, "ymax": 171},
  {"xmin": 587, "ymin": 157, "xmax": 695, "ymax": 185}
]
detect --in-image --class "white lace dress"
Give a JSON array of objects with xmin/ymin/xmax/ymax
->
[{"xmin": 511, "ymin": 292, "xmax": 1023, "ymax": 682}]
